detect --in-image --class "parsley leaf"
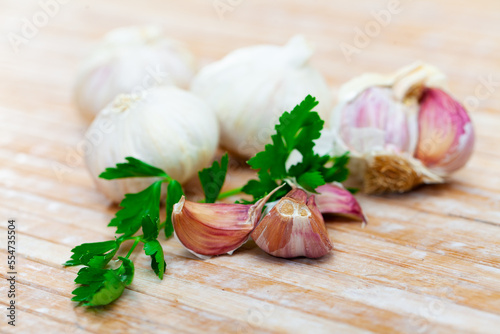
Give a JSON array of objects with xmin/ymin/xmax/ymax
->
[
  {"xmin": 65, "ymin": 240, "xmax": 121, "ymax": 268},
  {"xmin": 247, "ymin": 95, "xmax": 323, "ymax": 179},
  {"xmin": 72, "ymin": 257, "xmax": 134, "ymax": 306},
  {"xmin": 141, "ymin": 216, "xmax": 166, "ymax": 279},
  {"xmin": 165, "ymin": 180, "xmax": 183, "ymax": 238},
  {"xmin": 297, "ymin": 171, "xmax": 325, "ymax": 192},
  {"xmin": 198, "ymin": 153, "xmax": 229, "ymax": 203},
  {"xmin": 242, "ymin": 95, "xmax": 350, "ymax": 202},
  {"xmin": 241, "ymin": 170, "xmax": 289, "ymax": 202},
  {"xmin": 144, "ymin": 240, "xmax": 166, "ymax": 279},
  {"xmin": 109, "ymin": 181, "xmax": 162, "ymax": 236},
  {"xmin": 141, "ymin": 215, "xmax": 159, "ymax": 241},
  {"xmin": 99, "ymin": 157, "xmax": 169, "ymax": 180},
  {"xmin": 321, "ymin": 151, "xmax": 350, "ymax": 183}
]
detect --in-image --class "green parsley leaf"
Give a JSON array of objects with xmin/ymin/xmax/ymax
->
[
  {"xmin": 198, "ymin": 153, "xmax": 229, "ymax": 203},
  {"xmin": 109, "ymin": 181, "xmax": 162, "ymax": 236},
  {"xmin": 143, "ymin": 240, "xmax": 166, "ymax": 279},
  {"xmin": 141, "ymin": 215, "xmax": 159, "ymax": 241},
  {"xmin": 241, "ymin": 170, "xmax": 289, "ymax": 203},
  {"xmin": 242, "ymin": 95, "xmax": 350, "ymax": 202},
  {"xmin": 247, "ymin": 95, "xmax": 323, "ymax": 179},
  {"xmin": 165, "ymin": 180, "xmax": 183, "ymax": 238},
  {"xmin": 320, "ymin": 151, "xmax": 350, "ymax": 183},
  {"xmin": 297, "ymin": 171, "xmax": 325, "ymax": 192},
  {"xmin": 99, "ymin": 157, "xmax": 169, "ymax": 180},
  {"xmin": 64, "ymin": 240, "xmax": 121, "ymax": 268},
  {"xmin": 72, "ymin": 257, "xmax": 134, "ymax": 306}
]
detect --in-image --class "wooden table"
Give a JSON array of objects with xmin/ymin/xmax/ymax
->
[{"xmin": 1, "ymin": 0, "xmax": 500, "ymax": 332}]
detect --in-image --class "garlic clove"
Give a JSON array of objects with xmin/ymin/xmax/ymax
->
[
  {"xmin": 251, "ymin": 189, "xmax": 333, "ymax": 259},
  {"xmin": 338, "ymin": 86, "xmax": 418, "ymax": 155},
  {"xmin": 315, "ymin": 183, "xmax": 367, "ymax": 224},
  {"xmin": 172, "ymin": 187, "xmax": 280, "ymax": 259},
  {"xmin": 415, "ymin": 88, "xmax": 475, "ymax": 176}
]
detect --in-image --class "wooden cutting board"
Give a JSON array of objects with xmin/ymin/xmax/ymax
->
[{"xmin": 1, "ymin": 0, "xmax": 500, "ymax": 332}]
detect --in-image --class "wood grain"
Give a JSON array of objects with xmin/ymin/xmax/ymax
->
[{"xmin": 1, "ymin": 0, "xmax": 500, "ymax": 333}]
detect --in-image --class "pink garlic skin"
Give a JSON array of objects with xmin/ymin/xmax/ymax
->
[
  {"xmin": 415, "ymin": 88, "xmax": 475, "ymax": 175},
  {"xmin": 315, "ymin": 184, "xmax": 367, "ymax": 224},
  {"xmin": 340, "ymin": 87, "xmax": 413, "ymax": 154}
]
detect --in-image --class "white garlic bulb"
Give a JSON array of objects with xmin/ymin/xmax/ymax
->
[
  {"xmin": 327, "ymin": 62, "xmax": 474, "ymax": 193},
  {"xmin": 85, "ymin": 86, "xmax": 219, "ymax": 203},
  {"xmin": 74, "ymin": 25, "xmax": 197, "ymax": 121},
  {"xmin": 191, "ymin": 35, "xmax": 333, "ymax": 158}
]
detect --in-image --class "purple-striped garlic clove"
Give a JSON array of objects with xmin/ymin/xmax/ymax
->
[
  {"xmin": 315, "ymin": 183, "xmax": 367, "ymax": 225},
  {"xmin": 338, "ymin": 86, "xmax": 417, "ymax": 155},
  {"xmin": 251, "ymin": 189, "xmax": 333, "ymax": 259},
  {"xmin": 415, "ymin": 88, "xmax": 475, "ymax": 176},
  {"xmin": 172, "ymin": 187, "xmax": 280, "ymax": 259}
]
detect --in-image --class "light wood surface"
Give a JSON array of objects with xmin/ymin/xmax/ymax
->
[{"xmin": 1, "ymin": 0, "xmax": 500, "ymax": 333}]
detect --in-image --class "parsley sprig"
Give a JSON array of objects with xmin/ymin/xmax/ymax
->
[
  {"xmin": 242, "ymin": 95, "xmax": 349, "ymax": 202},
  {"xmin": 65, "ymin": 155, "xmax": 230, "ymax": 306},
  {"xmin": 64, "ymin": 95, "xmax": 350, "ymax": 307}
]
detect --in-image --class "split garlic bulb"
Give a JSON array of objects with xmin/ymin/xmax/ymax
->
[
  {"xmin": 75, "ymin": 25, "xmax": 197, "ymax": 121},
  {"xmin": 85, "ymin": 86, "xmax": 219, "ymax": 203},
  {"xmin": 191, "ymin": 35, "xmax": 333, "ymax": 157},
  {"xmin": 329, "ymin": 62, "xmax": 474, "ymax": 193}
]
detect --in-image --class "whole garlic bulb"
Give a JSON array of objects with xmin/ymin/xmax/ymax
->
[
  {"xmin": 191, "ymin": 35, "xmax": 333, "ymax": 157},
  {"xmin": 85, "ymin": 86, "xmax": 219, "ymax": 203},
  {"xmin": 75, "ymin": 25, "xmax": 197, "ymax": 121},
  {"xmin": 329, "ymin": 62, "xmax": 474, "ymax": 193}
]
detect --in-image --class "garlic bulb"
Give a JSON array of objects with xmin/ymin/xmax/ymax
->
[
  {"xmin": 329, "ymin": 62, "xmax": 474, "ymax": 193},
  {"xmin": 85, "ymin": 86, "xmax": 219, "ymax": 203},
  {"xmin": 75, "ymin": 25, "xmax": 197, "ymax": 121},
  {"xmin": 191, "ymin": 35, "xmax": 333, "ymax": 157},
  {"xmin": 252, "ymin": 189, "xmax": 333, "ymax": 259},
  {"xmin": 172, "ymin": 188, "xmax": 279, "ymax": 259}
]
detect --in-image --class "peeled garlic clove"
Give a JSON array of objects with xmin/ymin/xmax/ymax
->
[
  {"xmin": 172, "ymin": 189, "xmax": 278, "ymax": 259},
  {"xmin": 252, "ymin": 189, "xmax": 333, "ymax": 259},
  {"xmin": 85, "ymin": 86, "xmax": 219, "ymax": 203},
  {"xmin": 315, "ymin": 183, "xmax": 367, "ymax": 224},
  {"xmin": 74, "ymin": 25, "xmax": 197, "ymax": 121},
  {"xmin": 415, "ymin": 88, "xmax": 475, "ymax": 176},
  {"xmin": 191, "ymin": 35, "xmax": 333, "ymax": 158}
]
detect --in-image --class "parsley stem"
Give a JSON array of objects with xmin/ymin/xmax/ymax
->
[
  {"xmin": 216, "ymin": 187, "xmax": 243, "ymax": 200},
  {"xmin": 125, "ymin": 237, "xmax": 141, "ymax": 259}
]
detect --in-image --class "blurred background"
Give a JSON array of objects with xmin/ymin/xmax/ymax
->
[
  {"xmin": 1, "ymin": 1, "xmax": 500, "ymax": 332},
  {"xmin": 2, "ymin": 0, "xmax": 498, "ymax": 114},
  {"xmin": 2, "ymin": 0, "xmax": 498, "ymax": 186}
]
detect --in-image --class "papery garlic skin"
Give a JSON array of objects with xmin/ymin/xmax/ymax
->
[
  {"xmin": 191, "ymin": 35, "xmax": 333, "ymax": 157},
  {"xmin": 172, "ymin": 187, "xmax": 280, "ymax": 259},
  {"xmin": 415, "ymin": 88, "xmax": 475, "ymax": 176},
  {"xmin": 75, "ymin": 25, "xmax": 197, "ymax": 121},
  {"xmin": 252, "ymin": 189, "xmax": 333, "ymax": 259},
  {"xmin": 329, "ymin": 62, "xmax": 473, "ymax": 193},
  {"xmin": 85, "ymin": 86, "xmax": 218, "ymax": 203}
]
